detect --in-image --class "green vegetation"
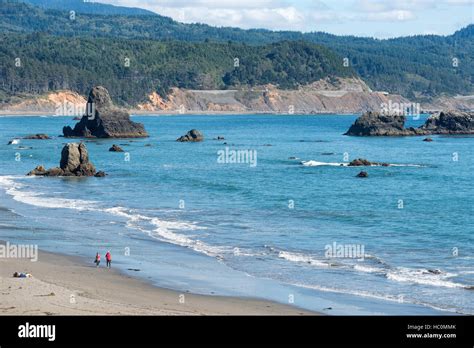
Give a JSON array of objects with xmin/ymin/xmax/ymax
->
[
  {"xmin": 0, "ymin": 0, "xmax": 472, "ymax": 102},
  {"xmin": 0, "ymin": 34, "xmax": 353, "ymax": 106}
]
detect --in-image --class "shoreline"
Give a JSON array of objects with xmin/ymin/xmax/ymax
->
[
  {"xmin": 0, "ymin": 110, "xmax": 359, "ymax": 117},
  {"xmin": 0, "ymin": 245, "xmax": 316, "ymax": 316}
]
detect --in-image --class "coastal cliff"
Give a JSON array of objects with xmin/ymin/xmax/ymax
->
[
  {"xmin": 136, "ymin": 78, "xmax": 410, "ymax": 114},
  {"xmin": 2, "ymin": 78, "xmax": 472, "ymax": 116}
]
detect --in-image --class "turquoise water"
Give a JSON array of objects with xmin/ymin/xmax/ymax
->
[{"xmin": 0, "ymin": 114, "xmax": 472, "ymax": 315}]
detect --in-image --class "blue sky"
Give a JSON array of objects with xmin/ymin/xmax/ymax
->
[{"xmin": 97, "ymin": 0, "xmax": 473, "ymax": 38}]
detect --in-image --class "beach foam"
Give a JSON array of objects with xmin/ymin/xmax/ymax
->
[
  {"xmin": 301, "ymin": 161, "xmax": 425, "ymax": 167},
  {"xmin": 105, "ymin": 206, "xmax": 234, "ymax": 258},
  {"xmin": 386, "ymin": 267, "xmax": 465, "ymax": 288},
  {"xmin": 272, "ymin": 248, "xmax": 331, "ymax": 267},
  {"xmin": 0, "ymin": 177, "xmax": 232, "ymax": 259},
  {"xmin": 291, "ymin": 282, "xmax": 461, "ymax": 313},
  {"xmin": 0, "ymin": 176, "xmax": 97, "ymax": 210},
  {"xmin": 353, "ymin": 264, "xmax": 386, "ymax": 274},
  {"xmin": 301, "ymin": 161, "xmax": 346, "ymax": 167}
]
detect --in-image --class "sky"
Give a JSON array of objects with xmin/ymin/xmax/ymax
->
[{"xmin": 96, "ymin": 0, "xmax": 474, "ymax": 38}]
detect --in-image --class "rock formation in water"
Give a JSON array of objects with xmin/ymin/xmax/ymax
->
[
  {"xmin": 344, "ymin": 111, "xmax": 427, "ymax": 136},
  {"xmin": 356, "ymin": 171, "xmax": 368, "ymax": 178},
  {"xmin": 27, "ymin": 143, "xmax": 104, "ymax": 177},
  {"xmin": 24, "ymin": 134, "xmax": 51, "ymax": 140},
  {"xmin": 63, "ymin": 86, "xmax": 148, "ymax": 138},
  {"xmin": 109, "ymin": 144, "xmax": 124, "ymax": 152},
  {"xmin": 176, "ymin": 129, "xmax": 204, "ymax": 142},
  {"xmin": 419, "ymin": 111, "xmax": 474, "ymax": 134},
  {"xmin": 348, "ymin": 158, "xmax": 390, "ymax": 167},
  {"xmin": 345, "ymin": 110, "xmax": 474, "ymax": 136}
]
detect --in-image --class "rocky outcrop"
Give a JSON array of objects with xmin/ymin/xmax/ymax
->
[
  {"xmin": 24, "ymin": 134, "xmax": 50, "ymax": 140},
  {"xmin": 356, "ymin": 171, "xmax": 368, "ymax": 178},
  {"xmin": 344, "ymin": 112, "xmax": 427, "ymax": 136},
  {"xmin": 177, "ymin": 129, "xmax": 204, "ymax": 142},
  {"xmin": 348, "ymin": 158, "xmax": 389, "ymax": 167},
  {"xmin": 63, "ymin": 86, "xmax": 148, "ymax": 138},
  {"xmin": 345, "ymin": 110, "xmax": 474, "ymax": 136},
  {"xmin": 27, "ymin": 143, "xmax": 104, "ymax": 177},
  {"xmin": 109, "ymin": 144, "xmax": 124, "ymax": 152},
  {"xmin": 419, "ymin": 111, "xmax": 474, "ymax": 134}
]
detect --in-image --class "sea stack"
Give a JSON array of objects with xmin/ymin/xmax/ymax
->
[
  {"xmin": 109, "ymin": 144, "xmax": 124, "ymax": 152},
  {"xmin": 177, "ymin": 129, "xmax": 204, "ymax": 142},
  {"xmin": 27, "ymin": 142, "xmax": 104, "ymax": 177},
  {"xmin": 345, "ymin": 110, "xmax": 474, "ymax": 136},
  {"xmin": 344, "ymin": 111, "xmax": 426, "ymax": 136},
  {"xmin": 24, "ymin": 134, "xmax": 51, "ymax": 140},
  {"xmin": 63, "ymin": 86, "xmax": 148, "ymax": 138},
  {"xmin": 419, "ymin": 111, "xmax": 474, "ymax": 134}
]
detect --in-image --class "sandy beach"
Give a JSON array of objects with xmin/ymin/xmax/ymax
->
[{"xmin": 0, "ymin": 248, "xmax": 314, "ymax": 316}]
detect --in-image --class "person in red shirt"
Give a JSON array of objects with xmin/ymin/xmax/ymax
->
[{"xmin": 105, "ymin": 251, "xmax": 112, "ymax": 268}]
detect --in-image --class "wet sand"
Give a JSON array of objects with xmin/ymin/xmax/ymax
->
[{"xmin": 0, "ymin": 248, "xmax": 316, "ymax": 315}]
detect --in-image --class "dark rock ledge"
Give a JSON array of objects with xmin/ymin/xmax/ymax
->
[{"xmin": 345, "ymin": 110, "xmax": 474, "ymax": 136}]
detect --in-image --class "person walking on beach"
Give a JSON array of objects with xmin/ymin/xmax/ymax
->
[
  {"xmin": 105, "ymin": 251, "xmax": 112, "ymax": 268},
  {"xmin": 94, "ymin": 252, "xmax": 101, "ymax": 267}
]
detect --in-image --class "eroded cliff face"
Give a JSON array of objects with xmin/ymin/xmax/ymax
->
[
  {"xmin": 421, "ymin": 95, "xmax": 474, "ymax": 113},
  {"xmin": 1, "ymin": 91, "xmax": 86, "ymax": 114},
  {"xmin": 135, "ymin": 78, "xmax": 409, "ymax": 114},
  {"xmin": 2, "ymin": 78, "xmax": 472, "ymax": 115}
]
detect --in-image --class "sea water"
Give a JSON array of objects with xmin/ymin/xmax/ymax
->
[{"xmin": 0, "ymin": 114, "xmax": 472, "ymax": 315}]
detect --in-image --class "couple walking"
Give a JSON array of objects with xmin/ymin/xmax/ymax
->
[{"xmin": 94, "ymin": 251, "xmax": 112, "ymax": 268}]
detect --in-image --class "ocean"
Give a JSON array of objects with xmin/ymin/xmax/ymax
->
[{"xmin": 0, "ymin": 114, "xmax": 472, "ymax": 315}]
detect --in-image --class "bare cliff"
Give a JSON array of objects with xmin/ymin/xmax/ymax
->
[
  {"xmin": 0, "ymin": 91, "xmax": 86, "ymax": 115},
  {"xmin": 2, "ymin": 78, "xmax": 472, "ymax": 115},
  {"xmin": 136, "ymin": 78, "xmax": 410, "ymax": 114}
]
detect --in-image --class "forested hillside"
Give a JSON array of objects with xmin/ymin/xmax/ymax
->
[
  {"xmin": 21, "ymin": 0, "xmax": 156, "ymax": 16},
  {"xmin": 0, "ymin": 0, "xmax": 472, "ymax": 101},
  {"xmin": 0, "ymin": 33, "xmax": 353, "ymax": 106}
]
